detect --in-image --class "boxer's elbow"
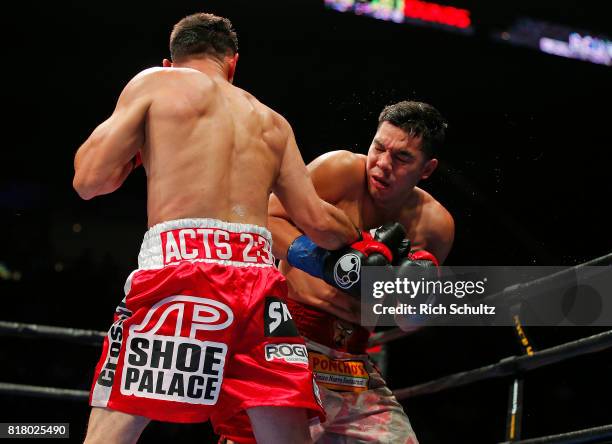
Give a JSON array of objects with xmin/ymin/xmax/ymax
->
[
  {"xmin": 73, "ymin": 165, "xmax": 105, "ymax": 200},
  {"xmin": 73, "ymin": 142, "xmax": 98, "ymax": 199},
  {"xmin": 73, "ymin": 173, "xmax": 97, "ymax": 200}
]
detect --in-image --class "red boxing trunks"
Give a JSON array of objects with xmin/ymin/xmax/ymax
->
[{"xmin": 89, "ymin": 219, "xmax": 324, "ymax": 442}]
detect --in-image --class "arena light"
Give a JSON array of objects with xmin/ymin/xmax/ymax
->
[
  {"xmin": 495, "ymin": 18, "xmax": 611, "ymax": 67},
  {"xmin": 540, "ymin": 34, "xmax": 611, "ymax": 66},
  {"xmin": 403, "ymin": 0, "xmax": 471, "ymax": 30},
  {"xmin": 324, "ymin": 0, "xmax": 474, "ymax": 34}
]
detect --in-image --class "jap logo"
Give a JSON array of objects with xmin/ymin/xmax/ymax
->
[
  {"xmin": 333, "ymin": 253, "xmax": 361, "ymax": 289},
  {"xmin": 130, "ymin": 295, "xmax": 234, "ymax": 339},
  {"xmin": 120, "ymin": 295, "xmax": 232, "ymax": 405}
]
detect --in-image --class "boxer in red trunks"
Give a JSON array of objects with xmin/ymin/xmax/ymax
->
[
  {"xmin": 73, "ymin": 12, "xmax": 390, "ymax": 444},
  {"xmin": 268, "ymin": 101, "xmax": 455, "ymax": 442}
]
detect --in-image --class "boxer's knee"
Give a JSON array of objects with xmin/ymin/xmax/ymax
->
[{"xmin": 84, "ymin": 407, "xmax": 149, "ymax": 444}]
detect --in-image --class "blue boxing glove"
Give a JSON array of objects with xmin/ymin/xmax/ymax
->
[{"xmin": 287, "ymin": 231, "xmax": 393, "ymax": 298}]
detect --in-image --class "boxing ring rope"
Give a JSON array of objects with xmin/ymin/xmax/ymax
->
[
  {"xmin": 2, "ymin": 251, "xmax": 612, "ymax": 442},
  {"xmin": 5, "ymin": 320, "xmax": 607, "ymax": 401},
  {"xmin": 392, "ymin": 328, "xmax": 612, "ymax": 400},
  {"xmin": 0, "ymin": 382, "xmax": 88, "ymax": 401},
  {"xmin": 0, "ymin": 320, "xmax": 104, "ymax": 346},
  {"xmin": 499, "ymin": 424, "xmax": 612, "ymax": 444},
  {"xmin": 1, "ymin": 324, "xmax": 611, "ymax": 443}
]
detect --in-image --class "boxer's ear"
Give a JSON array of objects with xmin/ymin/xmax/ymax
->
[
  {"xmin": 420, "ymin": 158, "xmax": 438, "ymax": 180},
  {"xmin": 227, "ymin": 53, "xmax": 239, "ymax": 83},
  {"xmin": 162, "ymin": 58, "xmax": 172, "ymax": 68}
]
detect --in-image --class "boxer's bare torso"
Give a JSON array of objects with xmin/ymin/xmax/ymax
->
[{"xmin": 141, "ymin": 68, "xmax": 285, "ymax": 227}]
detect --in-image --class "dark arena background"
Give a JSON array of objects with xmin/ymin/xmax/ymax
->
[{"xmin": 1, "ymin": 0, "xmax": 611, "ymax": 442}]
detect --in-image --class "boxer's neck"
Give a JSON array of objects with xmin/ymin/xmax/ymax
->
[{"xmin": 176, "ymin": 58, "xmax": 231, "ymax": 82}]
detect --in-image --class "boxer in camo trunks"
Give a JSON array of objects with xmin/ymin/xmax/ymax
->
[
  {"xmin": 72, "ymin": 12, "xmax": 385, "ymax": 444},
  {"xmin": 268, "ymin": 101, "xmax": 455, "ymax": 443}
]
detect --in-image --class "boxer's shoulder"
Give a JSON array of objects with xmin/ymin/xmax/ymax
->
[
  {"xmin": 308, "ymin": 151, "xmax": 365, "ymax": 201},
  {"xmin": 413, "ymin": 188, "xmax": 453, "ymax": 227},
  {"xmin": 262, "ymin": 104, "xmax": 291, "ymax": 132},
  {"xmin": 121, "ymin": 67, "xmax": 217, "ymax": 107},
  {"xmin": 129, "ymin": 66, "xmax": 212, "ymax": 87},
  {"xmin": 409, "ymin": 187, "xmax": 454, "ymax": 261},
  {"xmin": 310, "ymin": 150, "xmax": 364, "ymax": 179},
  {"xmin": 261, "ymin": 107, "xmax": 295, "ymax": 153},
  {"xmin": 117, "ymin": 67, "xmax": 165, "ymax": 97}
]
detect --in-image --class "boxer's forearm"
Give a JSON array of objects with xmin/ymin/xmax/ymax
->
[
  {"xmin": 89, "ymin": 162, "xmax": 134, "ymax": 197},
  {"xmin": 304, "ymin": 200, "xmax": 359, "ymax": 250},
  {"xmin": 74, "ymin": 144, "xmax": 133, "ymax": 200},
  {"xmin": 291, "ymin": 200, "xmax": 359, "ymax": 252},
  {"xmin": 269, "ymin": 194, "xmax": 358, "ymax": 255},
  {"xmin": 73, "ymin": 112, "xmax": 145, "ymax": 200}
]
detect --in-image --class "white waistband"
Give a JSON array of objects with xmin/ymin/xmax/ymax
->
[{"xmin": 137, "ymin": 218, "xmax": 274, "ymax": 270}]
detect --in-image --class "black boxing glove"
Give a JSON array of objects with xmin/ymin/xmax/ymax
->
[
  {"xmin": 395, "ymin": 249, "xmax": 441, "ymax": 330},
  {"xmin": 397, "ymin": 249, "xmax": 440, "ymax": 269},
  {"xmin": 393, "ymin": 238, "xmax": 411, "ymax": 265},
  {"xmin": 396, "ymin": 248, "xmax": 440, "ymax": 282},
  {"xmin": 371, "ymin": 222, "xmax": 407, "ymax": 266},
  {"xmin": 394, "ymin": 247, "xmax": 439, "ymax": 297}
]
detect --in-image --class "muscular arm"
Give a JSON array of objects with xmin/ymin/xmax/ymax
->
[
  {"xmin": 270, "ymin": 150, "xmax": 363, "ymax": 259},
  {"xmin": 272, "ymin": 128, "xmax": 359, "ymax": 250},
  {"xmin": 73, "ymin": 71, "xmax": 153, "ymax": 200},
  {"xmin": 269, "ymin": 151, "xmax": 365, "ymax": 323}
]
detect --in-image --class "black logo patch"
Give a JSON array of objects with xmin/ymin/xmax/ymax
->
[{"xmin": 264, "ymin": 297, "xmax": 299, "ymax": 337}]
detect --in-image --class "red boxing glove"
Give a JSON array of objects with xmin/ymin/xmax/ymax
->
[
  {"xmin": 407, "ymin": 249, "xmax": 439, "ymax": 267},
  {"xmin": 396, "ymin": 248, "xmax": 440, "ymax": 282},
  {"xmin": 131, "ymin": 151, "xmax": 142, "ymax": 170},
  {"xmin": 350, "ymin": 231, "xmax": 393, "ymax": 263}
]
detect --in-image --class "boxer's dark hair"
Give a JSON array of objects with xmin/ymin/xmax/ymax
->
[
  {"xmin": 378, "ymin": 101, "xmax": 447, "ymax": 159},
  {"xmin": 170, "ymin": 13, "xmax": 238, "ymax": 62}
]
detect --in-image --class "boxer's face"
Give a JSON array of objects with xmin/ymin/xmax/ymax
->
[{"xmin": 366, "ymin": 122, "xmax": 437, "ymax": 205}]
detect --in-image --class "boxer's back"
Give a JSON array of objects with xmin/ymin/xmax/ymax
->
[{"xmin": 142, "ymin": 68, "xmax": 285, "ymax": 227}]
